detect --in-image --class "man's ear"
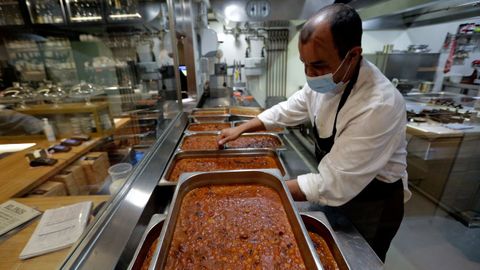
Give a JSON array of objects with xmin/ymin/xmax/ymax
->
[{"xmin": 350, "ymin": 47, "xmax": 363, "ymax": 60}]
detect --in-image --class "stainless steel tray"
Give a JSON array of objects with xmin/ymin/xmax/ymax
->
[
  {"xmin": 151, "ymin": 170, "xmax": 323, "ymax": 269},
  {"xmin": 159, "ymin": 149, "xmax": 289, "ymax": 184},
  {"xmin": 178, "ymin": 132, "xmax": 285, "ymax": 151},
  {"xmin": 232, "ymin": 120, "xmax": 288, "ymax": 134},
  {"xmin": 185, "ymin": 122, "xmax": 233, "ymax": 133},
  {"xmin": 191, "ymin": 107, "xmax": 229, "ymax": 116},
  {"xmin": 301, "ymin": 213, "xmax": 350, "ymax": 270},
  {"xmin": 229, "ymin": 106, "xmax": 263, "ymax": 117},
  {"xmin": 177, "ymin": 132, "xmax": 222, "ymax": 151},
  {"xmin": 225, "ymin": 132, "xmax": 286, "ymax": 150},
  {"xmin": 128, "ymin": 214, "xmax": 166, "ymax": 270},
  {"xmin": 189, "ymin": 115, "xmax": 230, "ymax": 123}
]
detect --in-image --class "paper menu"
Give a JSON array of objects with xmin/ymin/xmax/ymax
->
[
  {"xmin": 0, "ymin": 200, "xmax": 41, "ymax": 237},
  {"xmin": 19, "ymin": 201, "xmax": 92, "ymax": 260}
]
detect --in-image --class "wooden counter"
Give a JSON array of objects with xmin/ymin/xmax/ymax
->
[
  {"xmin": 0, "ymin": 195, "xmax": 110, "ymax": 270},
  {"xmin": 0, "ymin": 118, "xmax": 133, "ymax": 202},
  {"xmin": 0, "ymin": 137, "xmax": 103, "ymax": 202}
]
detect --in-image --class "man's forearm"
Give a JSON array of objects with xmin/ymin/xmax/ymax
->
[
  {"xmin": 286, "ymin": 179, "xmax": 307, "ymax": 201},
  {"xmin": 238, "ymin": 117, "xmax": 266, "ymax": 133}
]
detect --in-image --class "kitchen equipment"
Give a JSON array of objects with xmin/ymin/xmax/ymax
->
[
  {"xmin": 472, "ymin": 60, "xmax": 480, "ymax": 84},
  {"xmin": 418, "ymin": 81, "xmax": 434, "ymax": 93},
  {"xmin": 152, "ymin": 170, "xmax": 323, "ymax": 269}
]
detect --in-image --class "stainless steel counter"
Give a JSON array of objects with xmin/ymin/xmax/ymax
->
[{"xmin": 59, "ymin": 112, "xmax": 382, "ymax": 270}]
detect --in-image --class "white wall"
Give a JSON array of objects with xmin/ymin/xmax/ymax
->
[
  {"xmin": 362, "ymin": 30, "xmax": 411, "ymax": 53},
  {"xmin": 285, "ymin": 30, "xmax": 305, "ymax": 98}
]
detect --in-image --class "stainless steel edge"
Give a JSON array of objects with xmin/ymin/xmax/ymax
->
[
  {"xmin": 60, "ymin": 113, "xmax": 189, "ymax": 270},
  {"xmin": 151, "ymin": 169, "xmax": 323, "ymax": 270}
]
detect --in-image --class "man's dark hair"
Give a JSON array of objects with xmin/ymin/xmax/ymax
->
[{"xmin": 300, "ymin": 3, "xmax": 362, "ymax": 59}]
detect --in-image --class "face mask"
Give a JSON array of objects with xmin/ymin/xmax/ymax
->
[
  {"xmin": 306, "ymin": 73, "xmax": 344, "ymax": 94},
  {"xmin": 306, "ymin": 51, "xmax": 353, "ymax": 94}
]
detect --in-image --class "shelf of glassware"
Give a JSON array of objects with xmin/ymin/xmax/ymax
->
[{"xmin": 15, "ymin": 102, "xmax": 114, "ymax": 137}]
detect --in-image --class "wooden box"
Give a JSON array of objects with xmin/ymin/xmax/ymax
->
[
  {"xmin": 51, "ymin": 165, "xmax": 89, "ymax": 195},
  {"xmin": 27, "ymin": 181, "xmax": 67, "ymax": 197},
  {"xmin": 76, "ymin": 152, "xmax": 110, "ymax": 191}
]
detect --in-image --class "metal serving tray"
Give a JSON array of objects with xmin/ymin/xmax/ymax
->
[
  {"xmin": 301, "ymin": 213, "xmax": 350, "ymax": 270},
  {"xmin": 178, "ymin": 132, "xmax": 285, "ymax": 151},
  {"xmin": 159, "ymin": 149, "xmax": 289, "ymax": 184},
  {"xmin": 185, "ymin": 122, "xmax": 233, "ymax": 133},
  {"xmin": 232, "ymin": 120, "xmax": 288, "ymax": 134},
  {"xmin": 229, "ymin": 106, "xmax": 263, "ymax": 117},
  {"xmin": 224, "ymin": 132, "xmax": 286, "ymax": 150},
  {"xmin": 189, "ymin": 115, "xmax": 230, "ymax": 123},
  {"xmin": 177, "ymin": 132, "xmax": 222, "ymax": 151},
  {"xmin": 151, "ymin": 170, "xmax": 323, "ymax": 269},
  {"xmin": 191, "ymin": 107, "xmax": 229, "ymax": 116},
  {"xmin": 128, "ymin": 214, "xmax": 166, "ymax": 270}
]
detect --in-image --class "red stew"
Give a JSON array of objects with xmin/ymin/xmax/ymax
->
[{"xmin": 165, "ymin": 184, "xmax": 306, "ymax": 269}]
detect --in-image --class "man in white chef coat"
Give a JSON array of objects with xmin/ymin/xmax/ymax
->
[{"xmin": 218, "ymin": 3, "xmax": 410, "ymax": 262}]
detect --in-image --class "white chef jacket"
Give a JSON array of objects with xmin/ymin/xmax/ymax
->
[{"xmin": 257, "ymin": 59, "xmax": 411, "ymax": 206}]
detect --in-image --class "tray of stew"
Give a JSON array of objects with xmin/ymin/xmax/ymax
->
[
  {"xmin": 186, "ymin": 122, "xmax": 232, "ymax": 132},
  {"xmin": 225, "ymin": 133, "xmax": 285, "ymax": 150},
  {"xmin": 178, "ymin": 133, "xmax": 222, "ymax": 151},
  {"xmin": 190, "ymin": 115, "xmax": 230, "ymax": 123},
  {"xmin": 301, "ymin": 213, "xmax": 350, "ymax": 270},
  {"xmin": 128, "ymin": 214, "xmax": 166, "ymax": 270},
  {"xmin": 161, "ymin": 149, "xmax": 288, "ymax": 183},
  {"xmin": 229, "ymin": 106, "xmax": 263, "ymax": 117},
  {"xmin": 151, "ymin": 170, "xmax": 323, "ymax": 269},
  {"xmin": 191, "ymin": 108, "xmax": 229, "ymax": 116}
]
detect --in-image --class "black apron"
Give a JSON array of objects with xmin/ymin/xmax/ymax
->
[{"xmin": 312, "ymin": 63, "xmax": 404, "ymax": 262}]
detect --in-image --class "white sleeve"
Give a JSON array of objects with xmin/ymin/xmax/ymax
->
[
  {"xmin": 257, "ymin": 86, "xmax": 310, "ymax": 130},
  {"xmin": 297, "ymin": 102, "xmax": 406, "ymax": 206}
]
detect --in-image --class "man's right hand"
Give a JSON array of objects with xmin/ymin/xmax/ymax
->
[
  {"xmin": 217, "ymin": 117, "xmax": 267, "ymax": 146},
  {"xmin": 218, "ymin": 127, "xmax": 242, "ymax": 146}
]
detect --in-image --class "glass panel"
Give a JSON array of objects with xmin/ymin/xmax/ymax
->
[{"xmin": 0, "ymin": 1, "xmax": 180, "ymax": 259}]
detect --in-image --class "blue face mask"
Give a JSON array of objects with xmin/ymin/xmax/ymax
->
[
  {"xmin": 306, "ymin": 52, "xmax": 353, "ymax": 94},
  {"xmin": 306, "ymin": 73, "xmax": 344, "ymax": 94}
]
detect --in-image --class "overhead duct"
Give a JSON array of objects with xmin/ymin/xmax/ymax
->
[
  {"xmin": 350, "ymin": 0, "xmax": 480, "ymax": 29},
  {"xmin": 210, "ymin": 0, "xmax": 334, "ymax": 24}
]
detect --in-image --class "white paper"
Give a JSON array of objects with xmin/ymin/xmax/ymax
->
[
  {"xmin": 0, "ymin": 200, "xmax": 41, "ymax": 236},
  {"xmin": 19, "ymin": 201, "xmax": 92, "ymax": 260}
]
